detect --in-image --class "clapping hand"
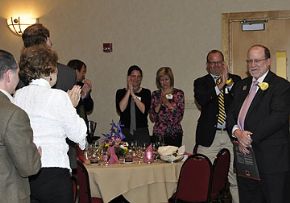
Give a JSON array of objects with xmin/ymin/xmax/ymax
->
[
  {"xmin": 68, "ymin": 85, "xmax": 81, "ymax": 107},
  {"xmin": 38, "ymin": 146, "xmax": 42, "ymax": 156},
  {"xmin": 127, "ymin": 76, "xmax": 135, "ymax": 96},
  {"xmin": 160, "ymin": 92, "xmax": 169, "ymax": 106},
  {"xmin": 81, "ymin": 79, "xmax": 92, "ymax": 99},
  {"xmin": 217, "ymin": 64, "xmax": 229, "ymax": 90}
]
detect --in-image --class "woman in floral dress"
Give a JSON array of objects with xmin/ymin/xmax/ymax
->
[{"xmin": 149, "ymin": 67, "xmax": 185, "ymax": 147}]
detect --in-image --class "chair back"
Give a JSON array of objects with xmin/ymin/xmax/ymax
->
[
  {"xmin": 210, "ymin": 148, "xmax": 230, "ymax": 200},
  {"xmin": 71, "ymin": 175, "xmax": 80, "ymax": 203},
  {"xmin": 192, "ymin": 144, "xmax": 198, "ymax": 155},
  {"xmin": 173, "ymin": 154, "xmax": 212, "ymax": 202},
  {"xmin": 76, "ymin": 160, "xmax": 93, "ymax": 203}
]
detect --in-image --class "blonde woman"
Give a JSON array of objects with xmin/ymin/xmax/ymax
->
[{"xmin": 150, "ymin": 67, "xmax": 184, "ymax": 147}]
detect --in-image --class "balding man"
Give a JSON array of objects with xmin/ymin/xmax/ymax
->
[
  {"xmin": 0, "ymin": 50, "xmax": 41, "ymax": 203},
  {"xmin": 227, "ymin": 44, "xmax": 290, "ymax": 203}
]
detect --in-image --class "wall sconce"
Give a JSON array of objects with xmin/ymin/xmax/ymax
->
[{"xmin": 7, "ymin": 17, "xmax": 38, "ymax": 36}]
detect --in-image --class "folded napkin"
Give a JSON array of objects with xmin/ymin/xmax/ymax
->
[
  {"xmin": 158, "ymin": 145, "xmax": 185, "ymax": 156},
  {"xmin": 108, "ymin": 146, "xmax": 119, "ymax": 164},
  {"xmin": 143, "ymin": 144, "xmax": 154, "ymax": 163},
  {"xmin": 177, "ymin": 145, "xmax": 185, "ymax": 155}
]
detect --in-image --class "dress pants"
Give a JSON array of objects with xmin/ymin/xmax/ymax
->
[
  {"xmin": 29, "ymin": 167, "xmax": 73, "ymax": 203},
  {"xmin": 197, "ymin": 129, "xmax": 240, "ymax": 203},
  {"xmin": 238, "ymin": 171, "xmax": 287, "ymax": 203},
  {"xmin": 122, "ymin": 128, "xmax": 151, "ymax": 146},
  {"xmin": 163, "ymin": 132, "xmax": 183, "ymax": 147}
]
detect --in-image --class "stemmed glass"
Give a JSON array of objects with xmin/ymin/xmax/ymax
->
[
  {"xmin": 86, "ymin": 144, "xmax": 98, "ymax": 163},
  {"xmin": 87, "ymin": 120, "xmax": 99, "ymax": 144},
  {"xmin": 159, "ymin": 135, "xmax": 165, "ymax": 146},
  {"xmin": 102, "ymin": 150, "xmax": 109, "ymax": 166}
]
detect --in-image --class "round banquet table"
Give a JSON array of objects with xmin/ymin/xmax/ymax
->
[{"xmin": 85, "ymin": 160, "xmax": 183, "ymax": 203}]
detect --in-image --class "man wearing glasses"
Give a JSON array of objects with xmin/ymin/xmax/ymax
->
[
  {"xmin": 227, "ymin": 44, "xmax": 290, "ymax": 203},
  {"xmin": 194, "ymin": 49, "xmax": 241, "ymax": 203}
]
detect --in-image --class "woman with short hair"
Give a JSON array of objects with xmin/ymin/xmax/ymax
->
[{"xmin": 14, "ymin": 44, "xmax": 87, "ymax": 203}]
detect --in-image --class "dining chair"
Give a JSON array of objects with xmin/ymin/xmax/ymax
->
[
  {"xmin": 71, "ymin": 175, "xmax": 80, "ymax": 203},
  {"xmin": 192, "ymin": 144, "xmax": 198, "ymax": 155},
  {"xmin": 75, "ymin": 160, "xmax": 103, "ymax": 203},
  {"xmin": 169, "ymin": 153, "xmax": 212, "ymax": 203},
  {"xmin": 209, "ymin": 148, "xmax": 231, "ymax": 202}
]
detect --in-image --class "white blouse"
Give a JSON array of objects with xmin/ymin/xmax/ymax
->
[{"xmin": 14, "ymin": 78, "xmax": 87, "ymax": 170}]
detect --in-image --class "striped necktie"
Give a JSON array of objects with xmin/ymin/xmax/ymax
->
[
  {"xmin": 217, "ymin": 90, "xmax": 226, "ymax": 125},
  {"xmin": 215, "ymin": 77, "xmax": 226, "ymax": 125}
]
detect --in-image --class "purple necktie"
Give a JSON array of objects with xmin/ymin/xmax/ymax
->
[{"xmin": 237, "ymin": 80, "xmax": 258, "ymax": 130}]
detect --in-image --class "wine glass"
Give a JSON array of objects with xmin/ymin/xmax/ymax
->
[
  {"xmin": 102, "ymin": 150, "xmax": 109, "ymax": 165},
  {"xmin": 87, "ymin": 120, "xmax": 99, "ymax": 144}
]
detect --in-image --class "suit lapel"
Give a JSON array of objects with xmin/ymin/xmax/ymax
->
[
  {"xmin": 236, "ymin": 78, "xmax": 252, "ymax": 111},
  {"xmin": 206, "ymin": 74, "xmax": 216, "ymax": 87}
]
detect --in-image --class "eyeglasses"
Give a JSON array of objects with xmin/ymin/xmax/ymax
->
[
  {"xmin": 207, "ymin": 61, "xmax": 224, "ymax": 66},
  {"xmin": 246, "ymin": 58, "xmax": 268, "ymax": 65}
]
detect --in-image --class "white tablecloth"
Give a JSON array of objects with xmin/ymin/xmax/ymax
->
[{"xmin": 85, "ymin": 160, "xmax": 183, "ymax": 203}]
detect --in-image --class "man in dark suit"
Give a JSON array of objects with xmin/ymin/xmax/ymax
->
[
  {"xmin": 227, "ymin": 44, "xmax": 290, "ymax": 203},
  {"xmin": 194, "ymin": 50, "xmax": 241, "ymax": 203},
  {"xmin": 67, "ymin": 59, "xmax": 95, "ymax": 173},
  {"xmin": 67, "ymin": 59, "xmax": 94, "ymax": 127},
  {"xmin": 0, "ymin": 50, "xmax": 41, "ymax": 203},
  {"xmin": 21, "ymin": 23, "xmax": 76, "ymax": 91}
]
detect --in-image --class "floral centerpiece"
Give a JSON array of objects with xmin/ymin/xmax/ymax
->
[{"xmin": 98, "ymin": 120, "xmax": 128, "ymax": 159}]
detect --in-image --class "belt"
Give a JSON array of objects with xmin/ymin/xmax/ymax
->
[{"xmin": 216, "ymin": 128, "xmax": 225, "ymax": 131}]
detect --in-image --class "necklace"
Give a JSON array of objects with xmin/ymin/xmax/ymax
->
[{"xmin": 162, "ymin": 88, "xmax": 173, "ymax": 95}]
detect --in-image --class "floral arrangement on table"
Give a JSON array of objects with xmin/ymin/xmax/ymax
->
[{"xmin": 99, "ymin": 120, "xmax": 129, "ymax": 159}]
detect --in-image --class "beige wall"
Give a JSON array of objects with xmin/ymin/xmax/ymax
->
[{"xmin": 1, "ymin": 0, "xmax": 289, "ymax": 152}]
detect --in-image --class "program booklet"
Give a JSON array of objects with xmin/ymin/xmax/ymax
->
[{"xmin": 233, "ymin": 141, "xmax": 260, "ymax": 180}]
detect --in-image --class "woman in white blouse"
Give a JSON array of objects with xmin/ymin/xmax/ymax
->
[{"xmin": 14, "ymin": 44, "xmax": 87, "ymax": 203}]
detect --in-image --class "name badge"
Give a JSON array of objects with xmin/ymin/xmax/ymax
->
[
  {"xmin": 225, "ymin": 88, "xmax": 229, "ymax": 94},
  {"xmin": 166, "ymin": 94, "xmax": 173, "ymax": 100}
]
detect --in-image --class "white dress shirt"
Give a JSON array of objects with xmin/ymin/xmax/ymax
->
[{"xmin": 14, "ymin": 78, "xmax": 87, "ymax": 170}]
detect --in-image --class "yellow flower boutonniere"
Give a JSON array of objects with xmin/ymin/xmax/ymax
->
[
  {"xmin": 258, "ymin": 82, "xmax": 269, "ymax": 91},
  {"xmin": 226, "ymin": 78, "xmax": 233, "ymax": 86}
]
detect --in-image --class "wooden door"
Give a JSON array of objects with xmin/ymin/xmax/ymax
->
[{"xmin": 222, "ymin": 10, "xmax": 290, "ymax": 81}]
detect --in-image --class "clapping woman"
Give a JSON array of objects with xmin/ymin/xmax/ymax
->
[
  {"xmin": 14, "ymin": 44, "xmax": 87, "ymax": 203},
  {"xmin": 149, "ymin": 67, "xmax": 185, "ymax": 147}
]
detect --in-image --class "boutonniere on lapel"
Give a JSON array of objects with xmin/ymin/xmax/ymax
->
[
  {"xmin": 226, "ymin": 78, "xmax": 233, "ymax": 86},
  {"xmin": 258, "ymin": 82, "xmax": 269, "ymax": 91},
  {"xmin": 242, "ymin": 85, "xmax": 247, "ymax": 91}
]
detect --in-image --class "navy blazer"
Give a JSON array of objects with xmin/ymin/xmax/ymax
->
[
  {"xmin": 227, "ymin": 71, "xmax": 290, "ymax": 173},
  {"xmin": 194, "ymin": 73, "xmax": 241, "ymax": 147}
]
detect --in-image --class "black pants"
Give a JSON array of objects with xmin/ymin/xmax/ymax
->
[
  {"xmin": 29, "ymin": 168, "xmax": 73, "ymax": 203},
  {"xmin": 122, "ymin": 128, "xmax": 151, "ymax": 146},
  {"xmin": 152, "ymin": 132, "xmax": 183, "ymax": 147},
  {"xmin": 238, "ymin": 171, "xmax": 287, "ymax": 203}
]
